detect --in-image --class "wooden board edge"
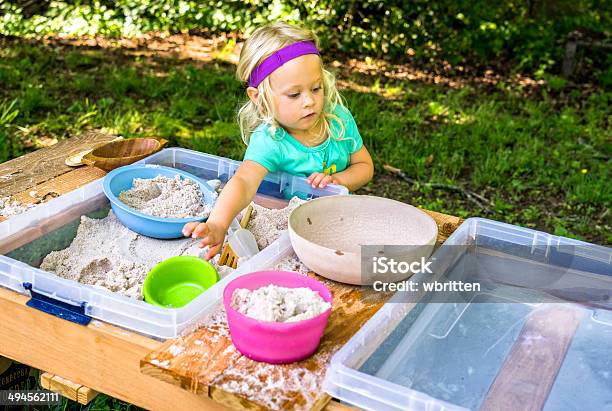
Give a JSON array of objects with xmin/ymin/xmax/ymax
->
[
  {"xmin": 311, "ymin": 393, "xmax": 332, "ymax": 411},
  {"xmin": 140, "ymin": 360, "xmax": 210, "ymax": 397},
  {"xmin": 208, "ymin": 386, "xmax": 268, "ymax": 411},
  {"xmin": 76, "ymin": 384, "xmax": 99, "ymax": 405},
  {"xmin": 40, "ymin": 372, "xmax": 54, "ymax": 391},
  {"xmin": 324, "ymin": 399, "xmax": 359, "ymax": 411},
  {"xmin": 41, "ymin": 372, "xmax": 100, "ymax": 405}
]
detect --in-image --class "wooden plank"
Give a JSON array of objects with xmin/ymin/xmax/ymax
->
[
  {"xmin": 206, "ymin": 389, "xmax": 355, "ymax": 411},
  {"xmin": 10, "ymin": 166, "xmax": 106, "ymax": 206},
  {"xmin": 0, "ymin": 287, "xmax": 230, "ymax": 411},
  {"xmin": 76, "ymin": 382, "xmax": 100, "ymax": 405},
  {"xmin": 43, "ymin": 373, "xmax": 82, "ymax": 402},
  {"xmin": 0, "ymin": 167, "xmax": 106, "ymax": 225},
  {"xmin": 142, "ymin": 210, "xmax": 463, "ymax": 410},
  {"xmin": 421, "ymin": 209, "xmax": 463, "ymax": 237},
  {"xmin": 480, "ymin": 304, "xmax": 584, "ymax": 411},
  {"xmin": 40, "ymin": 372, "xmax": 99, "ymax": 405},
  {"xmin": 39, "ymin": 372, "xmax": 54, "ymax": 391},
  {"xmin": 208, "ymin": 386, "xmax": 268, "ymax": 411},
  {"xmin": 323, "ymin": 400, "xmax": 358, "ymax": 411},
  {"xmin": 0, "ymin": 130, "xmax": 117, "ymax": 197}
]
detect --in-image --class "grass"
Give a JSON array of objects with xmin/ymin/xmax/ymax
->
[
  {"xmin": 1, "ymin": 38, "xmax": 608, "ymax": 245},
  {"xmin": 0, "ymin": 36, "xmax": 609, "ymax": 409}
]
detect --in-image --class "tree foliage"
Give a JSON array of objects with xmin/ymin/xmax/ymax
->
[{"xmin": 1, "ymin": 0, "xmax": 610, "ymax": 78}]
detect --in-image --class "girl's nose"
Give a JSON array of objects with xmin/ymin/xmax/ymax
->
[{"xmin": 303, "ymin": 92, "xmax": 314, "ymax": 107}]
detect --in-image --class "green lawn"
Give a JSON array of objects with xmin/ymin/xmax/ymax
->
[
  {"xmin": 0, "ymin": 37, "xmax": 609, "ymax": 249},
  {"xmin": 0, "ymin": 36, "xmax": 610, "ymax": 410}
]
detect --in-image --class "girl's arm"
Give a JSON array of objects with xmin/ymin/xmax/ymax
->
[
  {"xmin": 183, "ymin": 160, "xmax": 268, "ymax": 259},
  {"xmin": 331, "ymin": 146, "xmax": 374, "ymax": 191}
]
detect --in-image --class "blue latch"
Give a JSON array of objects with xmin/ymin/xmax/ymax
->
[{"xmin": 23, "ymin": 282, "xmax": 91, "ymax": 325}]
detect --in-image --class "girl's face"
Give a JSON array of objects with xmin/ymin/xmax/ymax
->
[{"xmin": 268, "ymin": 54, "xmax": 324, "ymax": 137}]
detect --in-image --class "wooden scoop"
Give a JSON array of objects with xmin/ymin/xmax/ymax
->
[
  {"xmin": 66, "ymin": 137, "xmax": 168, "ymax": 171},
  {"xmin": 219, "ymin": 205, "xmax": 253, "ymax": 269},
  {"xmin": 65, "ymin": 136, "xmax": 124, "ymax": 166}
]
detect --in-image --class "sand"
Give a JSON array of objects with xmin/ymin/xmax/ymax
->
[
  {"xmin": 231, "ymin": 284, "xmax": 330, "ymax": 322},
  {"xmin": 40, "ymin": 211, "xmax": 233, "ymax": 299},
  {"xmin": 247, "ymin": 197, "xmax": 305, "ymax": 249},
  {"xmin": 271, "ymin": 254, "xmax": 311, "ymax": 275},
  {"xmin": 0, "ymin": 197, "xmax": 33, "ymax": 218},
  {"xmin": 39, "ymin": 196, "xmax": 306, "ymax": 300},
  {"xmin": 118, "ymin": 175, "xmax": 214, "ymax": 218}
]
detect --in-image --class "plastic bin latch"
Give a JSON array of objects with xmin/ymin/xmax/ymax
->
[{"xmin": 22, "ymin": 282, "xmax": 91, "ymax": 325}]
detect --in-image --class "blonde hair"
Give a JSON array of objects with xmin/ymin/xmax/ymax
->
[{"xmin": 236, "ymin": 22, "xmax": 345, "ymax": 145}]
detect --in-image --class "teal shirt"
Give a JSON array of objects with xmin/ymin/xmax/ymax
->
[{"xmin": 243, "ymin": 105, "xmax": 363, "ymax": 177}]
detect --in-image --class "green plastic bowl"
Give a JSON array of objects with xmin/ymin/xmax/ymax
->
[{"xmin": 143, "ymin": 256, "xmax": 219, "ymax": 308}]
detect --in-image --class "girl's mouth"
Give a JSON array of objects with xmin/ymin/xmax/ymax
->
[{"xmin": 303, "ymin": 113, "xmax": 316, "ymax": 119}]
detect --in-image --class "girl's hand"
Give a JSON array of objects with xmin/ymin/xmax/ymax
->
[
  {"xmin": 182, "ymin": 160, "xmax": 268, "ymax": 260},
  {"xmin": 182, "ymin": 220, "xmax": 226, "ymax": 260},
  {"xmin": 307, "ymin": 172, "xmax": 337, "ymax": 188}
]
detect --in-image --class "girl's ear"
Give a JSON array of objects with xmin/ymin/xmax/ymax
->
[{"xmin": 246, "ymin": 87, "xmax": 259, "ymax": 104}]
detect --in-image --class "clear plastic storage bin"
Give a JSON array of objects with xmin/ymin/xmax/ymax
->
[
  {"xmin": 323, "ymin": 218, "xmax": 612, "ymax": 411},
  {"xmin": 0, "ymin": 148, "xmax": 347, "ymax": 339}
]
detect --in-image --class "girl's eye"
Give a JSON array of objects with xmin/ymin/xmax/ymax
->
[
  {"xmin": 288, "ymin": 93, "xmax": 300, "ymax": 98},
  {"xmin": 313, "ymin": 86, "xmax": 322, "ymax": 92}
]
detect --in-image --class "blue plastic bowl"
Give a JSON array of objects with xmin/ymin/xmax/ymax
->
[{"xmin": 103, "ymin": 164, "xmax": 217, "ymax": 239}]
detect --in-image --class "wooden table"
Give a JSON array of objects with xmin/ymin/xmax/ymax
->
[{"xmin": 0, "ymin": 133, "xmax": 463, "ymax": 410}]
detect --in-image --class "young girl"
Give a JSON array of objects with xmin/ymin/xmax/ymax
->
[{"xmin": 183, "ymin": 22, "xmax": 374, "ymax": 259}]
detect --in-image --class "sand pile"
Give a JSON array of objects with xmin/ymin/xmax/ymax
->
[
  {"xmin": 40, "ymin": 211, "xmax": 233, "ymax": 299},
  {"xmin": 231, "ymin": 284, "xmax": 330, "ymax": 322},
  {"xmin": 247, "ymin": 197, "xmax": 304, "ymax": 249},
  {"xmin": 118, "ymin": 175, "xmax": 214, "ymax": 218},
  {"xmin": 40, "ymin": 196, "xmax": 305, "ymax": 300}
]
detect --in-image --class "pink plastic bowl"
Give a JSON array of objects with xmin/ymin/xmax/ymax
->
[{"xmin": 223, "ymin": 270, "xmax": 333, "ymax": 364}]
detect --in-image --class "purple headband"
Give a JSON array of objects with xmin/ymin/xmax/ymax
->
[{"xmin": 248, "ymin": 41, "xmax": 319, "ymax": 87}]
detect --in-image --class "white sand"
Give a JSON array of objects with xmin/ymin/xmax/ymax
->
[
  {"xmin": 118, "ymin": 175, "xmax": 214, "ymax": 218},
  {"xmin": 271, "ymin": 254, "xmax": 311, "ymax": 275},
  {"xmin": 39, "ymin": 195, "xmax": 306, "ymax": 300},
  {"xmin": 231, "ymin": 284, "xmax": 330, "ymax": 323},
  {"xmin": 247, "ymin": 197, "xmax": 305, "ymax": 249},
  {"xmin": 40, "ymin": 211, "xmax": 233, "ymax": 299},
  {"xmin": 0, "ymin": 197, "xmax": 33, "ymax": 218}
]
